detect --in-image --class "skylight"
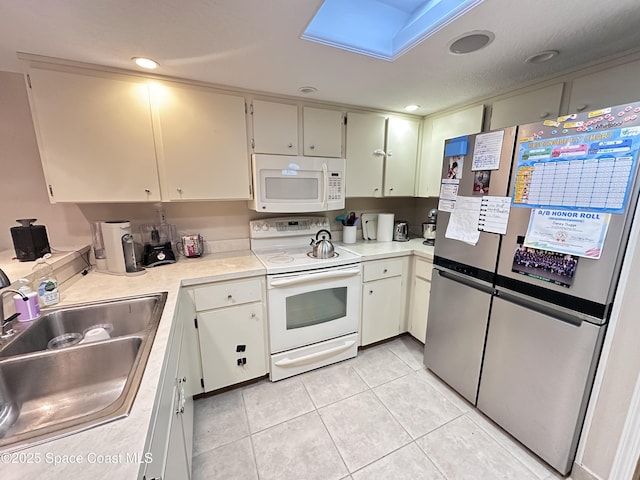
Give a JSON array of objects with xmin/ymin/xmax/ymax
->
[{"xmin": 302, "ymin": 0, "xmax": 485, "ymax": 61}]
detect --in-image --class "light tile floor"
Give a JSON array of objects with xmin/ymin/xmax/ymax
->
[{"xmin": 192, "ymin": 335, "xmax": 569, "ymax": 480}]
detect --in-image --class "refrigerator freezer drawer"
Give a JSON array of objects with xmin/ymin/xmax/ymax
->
[
  {"xmin": 477, "ymin": 296, "xmax": 605, "ymax": 475},
  {"xmin": 424, "ymin": 268, "xmax": 492, "ymax": 404}
]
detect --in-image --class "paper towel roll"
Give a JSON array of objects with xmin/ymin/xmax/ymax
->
[{"xmin": 376, "ymin": 213, "xmax": 395, "ymax": 242}]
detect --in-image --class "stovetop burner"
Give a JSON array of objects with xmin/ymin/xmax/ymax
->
[
  {"xmin": 306, "ymin": 251, "xmax": 339, "ymax": 259},
  {"xmin": 249, "ymin": 216, "xmax": 361, "ymax": 274}
]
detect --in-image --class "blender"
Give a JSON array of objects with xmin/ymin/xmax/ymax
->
[
  {"xmin": 140, "ymin": 224, "xmax": 177, "ymax": 267},
  {"xmin": 422, "ymin": 208, "xmax": 438, "ymax": 246}
]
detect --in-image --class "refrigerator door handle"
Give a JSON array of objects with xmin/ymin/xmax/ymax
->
[
  {"xmin": 494, "ymin": 289, "xmax": 584, "ymax": 327},
  {"xmin": 437, "ymin": 268, "xmax": 495, "ymax": 295}
]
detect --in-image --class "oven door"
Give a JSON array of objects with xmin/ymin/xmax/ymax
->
[{"xmin": 267, "ymin": 264, "xmax": 362, "ymax": 353}]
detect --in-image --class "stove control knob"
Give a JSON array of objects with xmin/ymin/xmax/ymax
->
[{"xmin": 261, "ymin": 224, "xmax": 269, "ymax": 231}]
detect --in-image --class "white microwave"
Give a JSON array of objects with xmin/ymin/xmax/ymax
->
[{"xmin": 249, "ymin": 154, "xmax": 346, "ymax": 212}]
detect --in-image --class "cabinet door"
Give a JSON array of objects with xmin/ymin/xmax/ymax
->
[
  {"xmin": 154, "ymin": 82, "xmax": 250, "ymax": 200},
  {"xmin": 489, "ymin": 84, "xmax": 564, "ymax": 130},
  {"xmin": 198, "ymin": 302, "xmax": 267, "ymax": 392},
  {"xmin": 303, "ymin": 106, "xmax": 343, "ymax": 157},
  {"xmin": 345, "ymin": 112, "xmax": 386, "ymax": 197},
  {"xmin": 164, "ymin": 383, "xmax": 191, "ymax": 480},
  {"xmin": 177, "ymin": 325, "xmax": 195, "ymax": 476},
  {"xmin": 252, "ymin": 100, "xmax": 298, "ymax": 154},
  {"xmin": 568, "ymin": 60, "xmax": 640, "ymax": 114},
  {"xmin": 27, "ymin": 67, "xmax": 160, "ymax": 202},
  {"xmin": 417, "ymin": 104, "xmax": 484, "ymax": 198},
  {"xmin": 384, "ymin": 116, "xmax": 420, "ymax": 196},
  {"xmin": 409, "ymin": 276, "xmax": 430, "ymax": 343},
  {"xmin": 361, "ymin": 276, "xmax": 402, "ymax": 345}
]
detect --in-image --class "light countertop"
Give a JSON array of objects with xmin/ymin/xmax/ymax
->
[
  {"xmin": 1, "ymin": 240, "xmax": 432, "ymax": 479},
  {"xmin": 339, "ymin": 237, "xmax": 434, "ymax": 261},
  {"xmin": 1, "ymin": 250, "xmax": 265, "ymax": 480}
]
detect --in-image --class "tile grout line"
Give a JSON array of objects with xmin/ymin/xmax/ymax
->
[
  {"xmin": 463, "ymin": 410, "xmax": 554, "ymax": 480},
  {"xmin": 241, "ymin": 386, "xmax": 262, "ymax": 480},
  {"xmin": 299, "ymin": 375, "xmax": 352, "ymax": 477}
]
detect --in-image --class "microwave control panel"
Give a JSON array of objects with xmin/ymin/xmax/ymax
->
[{"xmin": 328, "ymin": 171, "xmax": 343, "ymax": 201}]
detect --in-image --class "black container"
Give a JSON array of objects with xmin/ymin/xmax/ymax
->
[{"xmin": 11, "ymin": 219, "xmax": 51, "ymax": 262}]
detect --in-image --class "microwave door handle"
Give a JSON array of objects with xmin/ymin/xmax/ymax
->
[{"xmin": 322, "ymin": 163, "xmax": 328, "ymax": 209}]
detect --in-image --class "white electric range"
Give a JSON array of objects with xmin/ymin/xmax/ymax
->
[{"xmin": 250, "ymin": 216, "xmax": 362, "ymax": 381}]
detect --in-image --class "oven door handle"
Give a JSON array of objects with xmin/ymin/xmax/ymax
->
[
  {"xmin": 270, "ymin": 267, "xmax": 361, "ymax": 287},
  {"xmin": 274, "ymin": 340, "xmax": 356, "ymax": 367}
]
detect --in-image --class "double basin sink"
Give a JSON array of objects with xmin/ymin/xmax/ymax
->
[{"xmin": 0, "ymin": 292, "xmax": 167, "ymax": 451}]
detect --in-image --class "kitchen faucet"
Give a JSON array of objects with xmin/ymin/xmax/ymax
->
[{"xmin": 0, "ymin": 289, "xmax": 27, "ymax": 338}]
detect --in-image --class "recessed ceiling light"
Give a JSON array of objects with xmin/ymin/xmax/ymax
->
[
  {"xmin": 298, "ymin": 86, "xmax": 318, "ymax": 94},
  {"xmin": 404, "ymin": 104, "xmax": 421, "ymax": 112},
  {"xmin": 449, "ymin": 31, "xmax": 494, "ymax": 54},
  {"xmin": 525, "ymin": 50, "xmax": 559, "ymax": 64},
  {"xmin": 132, "ymin": 57, "xmax": 159, "ymax": 69}
]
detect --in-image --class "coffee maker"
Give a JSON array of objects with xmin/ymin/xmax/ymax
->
[
  {"xmin": 140, "ymin": 224, "xmax": 177, "ymax": 267},
  {"xmin": 422, "ymin": 208, "xmax": 438, "ymax": 246}
]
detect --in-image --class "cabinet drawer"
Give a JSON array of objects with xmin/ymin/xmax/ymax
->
[
  {"xmin": 193, "ymin": 277, "xmax": 263, "ymax": 311},
  {"xmin": 415, "ymin": 259, "xmax": 433, "ymax": 281},
  {"xmin": 363, "ymin": 258, "xmax": 404, "ymax": 282}
]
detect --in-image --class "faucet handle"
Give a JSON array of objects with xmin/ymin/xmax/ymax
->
[
  {"xmin": 0, "ymin": 268, "xmax": 9, "ymax": 288},
  {"xmin": 1, "ymin": 312, "xmax": 20, "ymax": 338}
]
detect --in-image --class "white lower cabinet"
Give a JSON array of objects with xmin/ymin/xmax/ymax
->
[
  {"xmin": 194, "ymin": 277, "xmax": 268, "ymax": 392},
  {"xmin": 360, "ymin": 257, "xmax": 409, "ymax": 346},
  {"xmin": 142, "ymin": 289, "xmax": 195, "ymax": 480},
  {"xmin": 408, "ymin": 257, "xmax": 432, "ymax": 343}
]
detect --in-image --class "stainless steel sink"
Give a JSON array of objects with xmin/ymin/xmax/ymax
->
[
  {"xmin": 0, "ymin": 294, "xmax": 163, "ymax": 358},
  {"xmin": 0, "ymin": 292, "xmax": 167, "ymax": 451}
]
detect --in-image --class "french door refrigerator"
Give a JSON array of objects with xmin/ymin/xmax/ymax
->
[
  {"xmin": 477, "ymin": 102, "xmax": 640, "ymax": 475},
  {"xmin": 425, "ymin": 101, "xmax": 640, "ymax": 476},
  {"xmin": 424, "ymin": 126, "xmax": 517, "ymax": 404}
]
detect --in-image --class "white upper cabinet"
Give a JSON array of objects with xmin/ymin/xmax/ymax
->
[
  {"xmin": 153, "ymin": 82, "xmax": 250, "ymax": 201},
  {"xmin": 251, "ymin": 99, "xmax": 299, "ymax": 155},
  {"xmin": 417, "ymin": 104, "xmax": 484, "ymax": 198},
  {"xmin": 345, "ymin": 112, "xmax": 387, "ymax": 197},
  {"xmin": 27, "ymin": 67, "xmax": 161, "ymax": 203},
  {"xmin": 568, "ymin": 59, "xmax": 640, "ymax": 114},
  {"xmin": 489, "ymin": 84, "xmax": 564, "ymax": 130},
  {"xmin": 384, "ymin": 116, "xmax": 420, "ymax": 196},
  {"xmin": 303, "ymin": 106, "xmax": 343, "ymax": 157}
]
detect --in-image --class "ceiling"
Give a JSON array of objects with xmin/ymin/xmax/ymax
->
[{"xmin": 1, "ymin": 0, "xmax": 640, "ymax": 115}]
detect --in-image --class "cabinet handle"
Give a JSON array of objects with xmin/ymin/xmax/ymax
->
[
  {"xmin": 369, "ymin": 290, "xmax": 373, "ymax": 295},
  {"xmin": 389, "ymin": 188, "xmax": 393, "ymax": 193},
  {"xmin": 383, "ymin": 268, "xmax": 388, "ymax": 273},
  {"xmin": 310, "ymin": 144, "xmax": 315, "ymax": 150},
  {"xmin": 576, "ymin": 104, "xmax": 588, "ymax": 112},
  {"xmin": 144, "ymin": 189, "xmax": 151, "ymax": 194},
  {"xmin": 287, "ymin": 143, "xmax": 294, "ymax": 148},
  {"xmin": 539, "ymin": 112, "xmax": 549, "ymax": 119},
  {"xmin": 177, "ymin": 187, "xmax": 183, "ymax": 193},
  {"xmin": 227, "ymin": 294, "xmax": 233, "ymax": 299},
  {"xmin": 387, "ymin": 150, "xmax": 393, "ymax": 157},
  {"xmin": 251, "ymin": 312, "xmax": 256, "ymax": 318},
  {"xmin": 373, "ymin": 149, "xmax": 386, "ymax": 156}
]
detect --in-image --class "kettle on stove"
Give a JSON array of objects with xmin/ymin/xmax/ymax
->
[{"xmin": 309, "ymin": 229, "xmax": 335, "ymax": 259}]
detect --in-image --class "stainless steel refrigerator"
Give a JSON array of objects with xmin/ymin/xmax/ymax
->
[
  {"xmin": 425, "ymin": 101, "xmax": 640, "ymax": 475},
  {"xmin": 424, "ymin": 126, "xmax": 518, "ymax": 404}
]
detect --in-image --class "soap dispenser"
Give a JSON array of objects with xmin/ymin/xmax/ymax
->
[{"xmin": 13, "ymin": 278, "xmax": 41, "ymax": 321}]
